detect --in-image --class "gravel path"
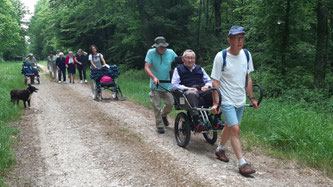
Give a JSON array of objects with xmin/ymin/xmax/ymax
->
[{"xmin": 5, "ymin": 66, "xmax": 333, "ymax": 186}]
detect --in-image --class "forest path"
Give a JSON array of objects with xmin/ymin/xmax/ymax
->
[{"xmin": 5, "ymin": 65, "xmax": 333, "ymax": 186}]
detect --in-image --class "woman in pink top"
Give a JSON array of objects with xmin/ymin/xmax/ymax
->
[{"xmin": 65, "ymin": 51, "xmax": 76, "ymax": 84}]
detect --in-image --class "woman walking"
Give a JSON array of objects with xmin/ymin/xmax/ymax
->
[
  {"xmin": 56, "ymin": 52, "xmax": 66, "ymax": 83},
  {"xmin": 47, "ymin": 51, "xmax": 57, "ymax": 81},
  {"xmin": 75, "ymin": 49, "xmax": 87, "ymax": 83},
  {"xmin": 66, "ymin": 51, "xmax": 76, "ymax": 83},
  {"xmin": 89, "ymin": 45, "xmax": 107, "ymax": 68}
]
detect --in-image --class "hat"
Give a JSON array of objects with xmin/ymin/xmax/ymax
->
[
  {"xmin": 152, "ymin": 36, "xmax": 169, "ymax": 48},
  {"xmin": 228, "ymin": 26, "xmax": 246, "ymax": 37},
  {"xmin": 28, "ymin": 53, "xmax": 33, "ymax": 56},
  {"xmin": 59, "ymin": 52, "xmax": 64, "ymax": 56}
]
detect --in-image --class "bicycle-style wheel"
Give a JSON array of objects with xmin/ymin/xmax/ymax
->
[
  {"xmin": 203, "ymin": 131, "xmax": 217, "ymax": 145},
  {"xmin": 174, "ymin": 112, "xmax": 191, "ymax": 148},
  {"xmin": 92, "ymin": 80, "xmax": 98, "ymax": 100}
]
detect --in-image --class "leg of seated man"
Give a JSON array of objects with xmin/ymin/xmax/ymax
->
[{"xmin": 184, "ymin": 90, "xmax": 200, "ymax": 116}]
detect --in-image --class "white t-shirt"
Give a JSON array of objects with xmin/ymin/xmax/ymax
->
[
  {"xmin": 88, "ymin": 53, "xmax": 103, "ymax": 68},
  {"xmin": 211, "ymin": 49, "xmax": 254, "ymax": 107}
]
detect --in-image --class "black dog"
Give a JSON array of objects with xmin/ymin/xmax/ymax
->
[{"xmin": 10, "ymin": 84, "xmax": 38, "ymax": 108}]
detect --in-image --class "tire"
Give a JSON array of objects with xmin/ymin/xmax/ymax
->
[
  {"xmin": 174, "ymin": 112, "xmax": 191, "ymax": 148},
  {"xmin": 203, "ymin": 131, "xmax": 218, "ymax": 145},
  {"xmin": 98, "ymin": 91, "xmax": 102, "ymax": 101},
  {"xmin": 92, "ymin": 80, "xmax": 98, "ymax": 100}
]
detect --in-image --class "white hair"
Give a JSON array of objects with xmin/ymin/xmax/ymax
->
[{"xmin": 182, "ymin": 49, "xmax": 196, "ymax": 57}]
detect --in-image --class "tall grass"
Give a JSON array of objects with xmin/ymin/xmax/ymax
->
[
  {"xmin": 0, "ymin": 61, "xmax": 23, "ymax": 183},
  {"xmin": 242, "ymin": 99, "xmax": 333, "ymax": 175},
  {"xmin": 117, "ymin": 69, "xmax": 333, "ymax": 176}
]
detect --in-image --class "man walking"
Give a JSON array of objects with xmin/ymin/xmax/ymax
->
[
  {"xmin": 144, "ymin": 36, "xmax": 177, "ymax": 134},
  {"xmin": 211, "ymin": 26, "xmax": 259, "ymax": 175}
]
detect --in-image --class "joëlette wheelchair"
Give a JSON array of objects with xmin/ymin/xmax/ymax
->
[
  {"xmin": 158, "ymin": 81, "xmax": 263, "ymax": 148},
  {"xmin": 158, "ymin": 82, "xmax": 223, "ymax": 148},
  {"xmin": 21, "ymin": 62, "xmax": 40, "ymax": 85},
  {"xmin": 90, "ymin": 65, "xmax": 125, "ymax": 101}
]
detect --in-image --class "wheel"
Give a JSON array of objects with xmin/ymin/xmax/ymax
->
[
  {"xmin": 203, "ymin": 131, "xmax": 218, "ymax": 145},
  {"xmin": 174, "ymin": 112, "xmax": 191, "ymax": 148},
  {"xmin": 92, "ymin": 80, "xmax": 98, "ymax": 100},
  {"xmin": 98, "ymin": 91, "xmax": 102, "ymax": 101}
]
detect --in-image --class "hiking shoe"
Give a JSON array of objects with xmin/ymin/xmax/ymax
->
[
  {"xmin": 162, "ymin": 117, "xmax": 169, "ymax": 127},
  {"xmin": 215, "ymin": 150, "xmax": 229, "ymax": 162},
  {"xmin": 239, "ymin": 163, "xmax": 256, "ymax": 175},
  {"xmin": 156, "ymin": 127, "xmax": 165, "ymax": 134}
]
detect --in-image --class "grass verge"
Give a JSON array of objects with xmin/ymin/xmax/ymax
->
[
  {"xmin": 0, "ymin": 61, "xmax": 24, "ymax": 184},
  {"xmin": 117, "ymin": 69, "xmax": 333, "ymax": 177}
]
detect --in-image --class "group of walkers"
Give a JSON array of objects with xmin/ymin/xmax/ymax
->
[
  {"xmin": 144, "ymin": 26, "xmax": 260, "ymax": 176},
  {"xmin": 47, "ymin": 49, "xmax": 88, "ymax": 84},
  {"xmin": 46, "ymin": 45, "xmax": 107, "ymax": 84}
]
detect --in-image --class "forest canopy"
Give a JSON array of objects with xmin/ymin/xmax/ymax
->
[{"xmin": 1, "ymin": 0, "xmax": 333, "ymax": 109}]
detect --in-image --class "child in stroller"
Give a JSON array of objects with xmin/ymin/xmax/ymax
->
[{"xmin": 90, "ymin": 65, "xmax": 125, "ymax": 101}]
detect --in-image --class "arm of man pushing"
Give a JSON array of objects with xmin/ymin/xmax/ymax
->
[
  {"xmin": 245, "ymin": 74, "xmax": 259, "ymax": 109},
  {"xmin": 144, "ymin": 62, "xmax": 159, "ymax": 85},
  {"xmin": 211, "ymin": 79, "xmax": 220, "ymax": 114}
]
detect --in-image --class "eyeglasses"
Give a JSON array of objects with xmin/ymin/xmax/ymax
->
[
  {"xmin": 184, "ymin": 56, "xmax": 195, "ymax": 60},
  {"xmin": 231, "ymin": 36, "xmax": 245, "ymax": 41}
]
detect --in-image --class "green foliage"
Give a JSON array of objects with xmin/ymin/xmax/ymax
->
[
  {"xmin": 242, "ymin": 98, "xmax": 333, "ymax": 174},
  {"xmin": 0, "ymin": 61, "xmax": 23, "ymax": 183}
]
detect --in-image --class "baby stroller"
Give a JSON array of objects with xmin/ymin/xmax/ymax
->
[
  {"xmin": 90, "ymin": 65, "xmax": 125, "ymax": 101},
  {"xmin": 21, "ymin": 61, "xmax": 40, "ymax": 84}
]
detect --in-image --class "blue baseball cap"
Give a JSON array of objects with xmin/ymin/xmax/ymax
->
[{"xmin": 228, "ymin": 26, "xmax": 246, "ymax": 37}]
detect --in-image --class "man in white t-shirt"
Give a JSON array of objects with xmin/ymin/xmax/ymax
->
[{"xmin": 211, "ymin": 26, "xmax": 259, "ymax": 176}]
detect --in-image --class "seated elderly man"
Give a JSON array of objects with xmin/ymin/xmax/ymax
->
[{"xmin": 172, "ymin": 49, "xmax": 222, "ymax": 131}]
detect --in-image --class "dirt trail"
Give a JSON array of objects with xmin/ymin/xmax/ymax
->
[{"xmin": 5, "ymin": 66, "xmax": 333, "ymax": 186}]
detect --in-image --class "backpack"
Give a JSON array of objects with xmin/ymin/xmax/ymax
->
[{"xmin": 221, "ymin": 49, "xmax": 250, "ymax": 87}]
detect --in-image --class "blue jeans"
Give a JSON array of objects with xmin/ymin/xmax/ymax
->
[
  {"xmin": 58, "ymin": 68, "xmax": 66, "ymax": 81},
  {"xmin": 221, "ymin": 105, "xmax": 245, "ymax": 127}
]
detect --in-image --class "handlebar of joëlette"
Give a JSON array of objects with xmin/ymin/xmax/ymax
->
[{"xmin": 244, "ymin": 84, "xmax": 263, "ymax": 107}]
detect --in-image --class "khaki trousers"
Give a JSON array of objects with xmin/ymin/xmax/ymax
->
[{"xmin": 149, "ymin": 89, "xmax": 174, "ymax": 128}]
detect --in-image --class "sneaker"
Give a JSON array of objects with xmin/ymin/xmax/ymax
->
[
  {"xmin": 156, "ymin": 127, "xmax": 165, "ymax": 134},
  {"xmin": 215, "ymin": 150, "xmax": 229, "ymax": 162},
  {"xmin": 84, "ymin": 80, "xmax": 88, "ymax": 83},
  {"xmin": 239, "ymin": 163, "xmax": 256, "ymax": 175},
  {"xmin": 162, "ymin": 117, "xmax": 169, "ymax": 127},
  {"xmin": 80, "ymin": 80, "xmax": 83, "ymax": 84},
  {"xmin": 58, "ymin": 81, "xmax": 61, "ymax": 83},
  {"xmin": 63, "ymin": 81, "xmax": 67, "ymax": 84}
]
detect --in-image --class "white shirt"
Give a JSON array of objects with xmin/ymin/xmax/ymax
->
[{"xmin": 211, "ymin": 49, "xmax": 254, "ymax": 107}]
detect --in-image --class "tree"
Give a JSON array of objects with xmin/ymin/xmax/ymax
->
[{"xmin": 314, "ymin": 0, "xmax": 328, "ymax": 89}]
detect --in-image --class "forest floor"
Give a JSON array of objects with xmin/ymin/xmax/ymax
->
[{"xmin": 4, "ymin": 65, "xmax": 333, "ymax": 186}]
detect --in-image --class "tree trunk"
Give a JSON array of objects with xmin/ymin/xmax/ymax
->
[
  {"xmin": 197, "ymin": 0, "xmax": 203, "ymax": 46},
  {"xmin": 214, "ymin": 0, "xmax": 222, "ymax": 36},
  {"xmin": 137, "ymin": 0, "xmax": 152, "ymax": 48},
  {"xmin": 314, "ymin": 0, "xmax": 328, "ymax": 89},
  {"xmin": 280, "ymin": 0, "xmax": 291, "ymax": 74}
]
